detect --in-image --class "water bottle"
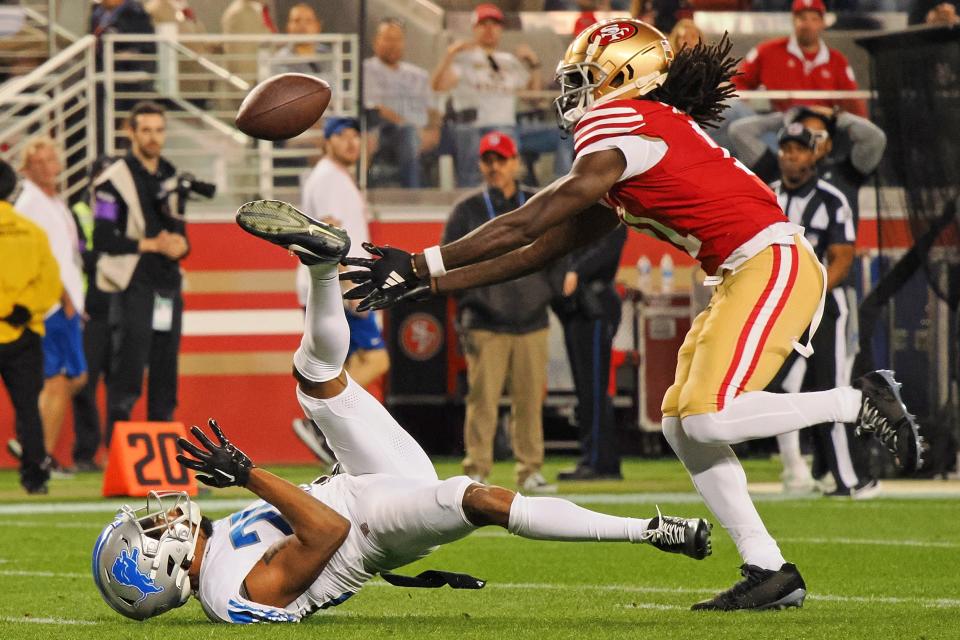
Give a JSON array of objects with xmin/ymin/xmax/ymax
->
[
  {"xmin": 660, "ymin": 254, "xmax": 674, "ymax": 294},
  {"xmin": 637, "ymin": 255, "xmax": 652, "ymax": 294}
]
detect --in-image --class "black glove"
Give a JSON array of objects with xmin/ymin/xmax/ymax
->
[
  {"xmin": 340, "ymin": 242, "xmax": 422, "ymax": 302},
  {"xmin": 355, "ymin": 282, "xmax": 432, "ymax": 312},
  {"xmin": 2, "ymin": 304, "xmax": 30, "ymax": 328},
  {"xmin": 176, "ymin": 419, "xmax": 254, "ymax": 488}
]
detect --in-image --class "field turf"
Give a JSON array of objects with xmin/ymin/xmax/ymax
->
[{"xmin": 0, "ymin": 457, "xmax": 957, "ymax": 639}]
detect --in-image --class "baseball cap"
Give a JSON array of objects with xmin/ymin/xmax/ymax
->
[
  {"xmin": 473, "ymin": 3, "xmax": 504, "ymax": 25},
  {"xmin": 323, "ymin": 116, "xmax": 359, "ymax": 139},
  {"xmin": 791, "ymin": 0, "xmax": 826, "ymax": 14},
  {"xmin": 778, "ymin": 122, "xmax": 817, "ymax": 149},
  {"xmin": 478, "ymin": 131, "xmax": 517, "ymax": 158}
]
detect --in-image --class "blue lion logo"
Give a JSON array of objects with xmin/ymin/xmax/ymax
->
[{"xmin": 111, "ymin": 548, "xmax": 164, "ymax": 602}]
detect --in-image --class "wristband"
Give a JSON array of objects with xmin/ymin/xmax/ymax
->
[{"xmin": 423, "ymin": 245, "xmax": 447, "ymax": 278}]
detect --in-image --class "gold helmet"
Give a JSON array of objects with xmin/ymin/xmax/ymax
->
[{"xmin": 554, "ymin": 19, "xmax": 674, "ymax": 131}]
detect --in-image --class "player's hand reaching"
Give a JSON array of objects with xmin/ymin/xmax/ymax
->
[
  {"xmin": 340, "ymin": 242, "xmax": 429, "ymax": 311},
  {"xmin": 176, "ymin": 419, "xmax": 255, "ymax": 488}
]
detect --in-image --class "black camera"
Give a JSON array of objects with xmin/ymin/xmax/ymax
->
[{"xmin": 177, "ymin": 173, "xmax": 216, "ymax": 200}]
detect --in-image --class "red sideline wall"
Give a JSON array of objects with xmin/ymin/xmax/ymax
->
[{"xmin": 0, "ymin": 216, "xmax": 913, "ymax": 468}]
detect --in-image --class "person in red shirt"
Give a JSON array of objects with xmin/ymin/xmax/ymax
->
[
  {"xmin": 734, "ymin": 0, "xmax": 867, "ymax": 117},
  {"xmin": 334, "ymin": 19, "xmax": 922, "ymax": 611}
]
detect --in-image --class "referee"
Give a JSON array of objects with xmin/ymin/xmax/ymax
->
[{"xmin": 769, "ymin": 123, "xmax": 878, "ymax": 499}]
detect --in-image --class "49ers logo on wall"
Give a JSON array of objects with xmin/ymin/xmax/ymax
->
[
  {"xmin": 592, "ymin": 22, "xmax": 638, "ymax": 45},
  {"xmin": 399, "ymin": 312, "xmax": 443, "ymax": 361}
]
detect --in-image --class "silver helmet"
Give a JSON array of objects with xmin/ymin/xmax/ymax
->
[{"xmin": 92, "ymin": 491, "xmax": 203, "ymax": 620}]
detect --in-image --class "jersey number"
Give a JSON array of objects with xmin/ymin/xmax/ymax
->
[{"xmin": 229, "ymin": 504, "xmax": 293, "ymax": 549}]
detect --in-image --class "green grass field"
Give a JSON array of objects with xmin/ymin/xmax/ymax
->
[{"xmin": 1, "ymin": 457, "xmax": 957, "ymax": 640}]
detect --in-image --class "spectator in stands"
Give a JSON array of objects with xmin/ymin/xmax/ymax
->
[
  {"xmin": 13, "ymin": 137, "xmax": 88, "ymax": 478},
  {"xmin": 273, "ymin": 2, "xmax": 332, "ymax": 76},
  {"xmin": 442, "ymin": 132, "xmax": 558, "ymax": 492},
  {"xmin": 554, "ymin": 224, "xmax": 628, "ymax": 482},
  {"xmin": 728, "ymin": 105, "xmax": 886, "ymax": 221},
  {"xmin": 364, "ymin": 17, "xmax": 440, "ymax": 189},
  {"xmin": 432, "ymin": 3, "xmax": 570, "ymax": 187},
  {"xmin": 734, "ymin": 0, "xmax": 867, "ymax": 118},
  {"xmin": 93, "ymin": 101, "xmax": 189, "ymax": 444},
  {"xmin": 222, "ymin": 0, "xmax": 275, "ymax": 81},
  {"xmin": 293, "ymin": 116, "xmax": 390, "ymax": 464},
  {"xmin": 909, "ymin": 0, "xmax": 960, "ymax": 24},
  {"xmin": 0, "ymin": 159, "xmax": 60, "ymax": 495}
]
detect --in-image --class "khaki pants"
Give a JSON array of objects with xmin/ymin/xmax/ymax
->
[{"xmin": 461, "ymin": 328, "xmax": 549, "ymax": 484}]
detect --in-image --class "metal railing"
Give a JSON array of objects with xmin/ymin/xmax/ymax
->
[
  {"xmin": 0, "ymin": 34, "xmax": 97, "ymax": 204},
  {"xmin": 101, "ymin": 32, "xmax": 358, "ymax": 210}
]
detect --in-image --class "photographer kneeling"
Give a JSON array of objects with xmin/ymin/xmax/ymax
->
[{"xmin": 93, "ymin": 101, "xmax": 197, "ymax": 444}]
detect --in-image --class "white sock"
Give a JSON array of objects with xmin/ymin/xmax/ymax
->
[
  {"xmin": 292, "ymin": 263, "xmax": 350, "ymax": 383},
  {"xmin": 776, "ymin": 431, "xmax": 811, "ymax": 481},
  {"xmin": 507, "ymin": 494, "xmax": 651, "ymax": 543},
  {"xmin": 682, "ymin": 387, "xmax": 863, "ymax": 446},
  {"xmin": 662, "ymin": 416, "xmax": 785, "ymax": 570}
]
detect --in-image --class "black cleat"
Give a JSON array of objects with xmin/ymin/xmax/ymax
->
[
  {"xmin": 852, "ymin": 370, "xmax": 923, "ymax": 473},
  {"xmin": 236, "ymin": 199, "xmax": 350, "ymax": 265},
  {"xmin": 641, "ymin": 508, "xmax": 712, "ymax": 560},
  {"xmin": 692, "ymin": 563, "xmax": 806, "ymax": 611}
]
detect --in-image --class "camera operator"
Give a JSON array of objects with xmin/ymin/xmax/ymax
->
[{"xmin": 92, "ymin": 101, "xmax": 190, "ymax": 444}]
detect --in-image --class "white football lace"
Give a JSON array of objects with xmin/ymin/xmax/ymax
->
[{"xmin": 641, "ymin": 505, "xmax": 686, "ymax": 546}]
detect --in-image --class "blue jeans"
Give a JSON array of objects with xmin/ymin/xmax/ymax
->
[{"xmin": 369, "ymin": 123, "xmax": 421, "ymax": 188}]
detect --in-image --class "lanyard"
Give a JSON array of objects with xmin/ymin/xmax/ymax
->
[{"xmin": 482, "ymin": 187, "xmax": 526, "ymax": 221}]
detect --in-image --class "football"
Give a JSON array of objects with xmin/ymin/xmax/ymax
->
[{"xmin": 235, "ymin": 73, "xmax": 331, "ymax": 141}]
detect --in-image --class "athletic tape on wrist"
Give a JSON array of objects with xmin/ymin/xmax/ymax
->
[{"xmin": 423, "ymin": 245, "xmax": 447, "ymax": 277}]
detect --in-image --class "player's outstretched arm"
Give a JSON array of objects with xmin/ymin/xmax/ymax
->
[
  {"xmin": 416, "ymin": 148, "xmax": 627, "ymax": 274},
  {"xmin": 177, "ymin": 420, "xmax": 350, "ymax": 608}
]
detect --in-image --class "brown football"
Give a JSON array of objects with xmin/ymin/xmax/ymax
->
[{"xmin": 235, "ymin": 73, "xmax": 331, "ymax": 141}]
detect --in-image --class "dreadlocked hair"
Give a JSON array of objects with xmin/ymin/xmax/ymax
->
[{"xmin": 645, "ymin": 32, "xmax": 740, "ymax": 129}]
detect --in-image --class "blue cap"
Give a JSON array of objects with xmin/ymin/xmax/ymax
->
[{"xmin": 323, "ymin": 116, "xmax": 359, "ymax": 138}]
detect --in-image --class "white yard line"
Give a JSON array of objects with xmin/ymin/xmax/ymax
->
[{"xmin": 0, "ymin": 616, "xmax": 96, "ymax": 625}]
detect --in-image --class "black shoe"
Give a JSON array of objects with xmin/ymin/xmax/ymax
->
[
  {"xmin": 824, "ymin": 478, "xmax": 881, "ymax": 500},
  {"xmin": 22, "ymin": 482, "xmax": 48, "ymax": 495},
  {"xmin": 71, "ymin": 459, "xmax": 103, "ymax": 473},
  {"xmin": 692, "ymin": 563, "xmax": 806, "ymax": 611},
  {"xmin": 557, "ymin": 466, "xmax": 623, "ymax": 481},
  {"xmin": 44, "ymin": 456, "xmax": 75, "ymax": 480},
  {"xmin": 853, "ymin": 370, "xmax": 923, "ymax": 473},
  {"xmin": 236, "ymin": 199, "xmax": 350, "ymax": 265},
  {"xmin": 641, "ymin": 508, "xmax": 712, "ymax": 560}
]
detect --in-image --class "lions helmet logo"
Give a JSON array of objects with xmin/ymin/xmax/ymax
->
[
  {"xmin": 592, "ymin": 22, "xmax": 639, "ymax": 45},
  {"xmin": 111, "ymin": 548, "xmax": 164, "ymax": 603}
]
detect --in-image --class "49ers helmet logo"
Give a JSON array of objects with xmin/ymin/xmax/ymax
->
[{"xmin": 592, "ymin": 22, "xmax": 638, "ymax": 45}]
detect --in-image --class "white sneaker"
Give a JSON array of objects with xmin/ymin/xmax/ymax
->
[
  {"xmin": 851, "ymin": 479, "xmax": 882, "ymax": 500},
  {"xmin": 781, "ymin": 470, "xmax": 816, "ymax": 495},
  {"xmin": 520, "ymin": 472, "xmax": 557, "ymax": 494}
]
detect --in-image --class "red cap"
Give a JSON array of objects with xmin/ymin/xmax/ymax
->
[
  {"xmin": 473, "ymin": 3, "xmax": 504, "ymax": 25},
  {"xmin": 478, "ymin": 131, "xmax": 517, "ymax": 158},
  {"xmin": 791, "ymin": 0, "xmax": 826, "ymax": 14}
]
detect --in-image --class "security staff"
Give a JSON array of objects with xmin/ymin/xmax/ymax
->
[
  {"xmin": 769, "ymin": 123, "xmax": 877, "ymax": 499},
  {"xmin": 0, "ymin": 159, "xmax": 61, "ymax": 494},
  {"xmin": 93, "ymin": 101, "xmax": 189, "ymax": 443},
  {"xmin": 555, "ymin": 223, "xmax": 627, "ymax": 481}
]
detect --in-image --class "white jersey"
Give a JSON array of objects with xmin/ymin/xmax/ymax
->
[
  {"xmin": 197, "ymin": 471, "xmax": 475, "ymax": 624},
  {"xmin": 198, "ymin": 475, "xmax": 373, "ymax": 623}
]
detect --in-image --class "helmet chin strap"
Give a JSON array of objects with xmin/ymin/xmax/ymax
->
[{"xmin": 594, "ymin": 70, "xmax": 668, "ymax": 107}]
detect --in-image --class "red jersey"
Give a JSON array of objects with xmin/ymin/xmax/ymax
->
[
  {"xmin": 733, "ymin": 36, "xmax": 867, "ymax": 117},
  {"xmin": 573, "ymin": 99, "xmax": 800, "ymax": 275}
]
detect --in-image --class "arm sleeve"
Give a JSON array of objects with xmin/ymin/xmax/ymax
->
[
  {"xmin": 733, "ymin": 47, "xmax": 762, "ymax": 91},
  {"xmin": 836, "ymin": 111, "xmax": 887, "ymax": 176},
  {"xmin": 727, "ymin": 111, "xmax": 783, "ymax": 167},
  {"xmin": 91, "ymin": 185, "xmax": 139, "ymax": 255},
  {"xmin": 363, "ymin": 59, "xmax": 383, "ymax": 109},
  {"xmin": 571, "ymin": 223, "xmax": 627, "ymax": 281},
  {"xmin": 577, "ymin": 135, "xmax": 668, "ymax": 183}
]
